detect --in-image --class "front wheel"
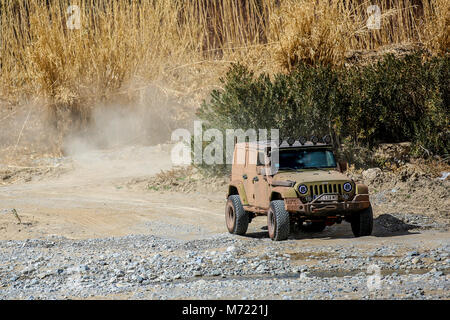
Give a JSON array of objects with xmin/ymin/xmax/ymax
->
[
  {"xmin": 267, "ymin": 200, "xmax": 290, "ymax": 241},
  {"xmin": 351, "ymin": 205, "xmax": 373, "ymax": 237},
  {"xmin": 225, "ymin": 195, "xmax": 249, "ymax": 235}
]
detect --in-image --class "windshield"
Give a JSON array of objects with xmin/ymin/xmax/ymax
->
[{"xmin": 276, "ymin": 148, "xmax": 336, "ymax": 170}]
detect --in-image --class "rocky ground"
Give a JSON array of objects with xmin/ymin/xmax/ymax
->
[{"xmin": 0, "ymin": 230, "xmax": 448, "ymax": 300}]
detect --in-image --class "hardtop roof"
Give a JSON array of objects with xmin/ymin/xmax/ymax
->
[{"xmin": 235, "ymin": 140, "xmax": 332, "ymax": 150}]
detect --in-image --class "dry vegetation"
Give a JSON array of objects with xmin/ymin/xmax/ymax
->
[
  {"xmin": 0, "ymin": 0, "xmax": 448, "ymax": 123},
  {"xmin": 138, "ymin": 166, "xmax": 228, "ymax": 193}
]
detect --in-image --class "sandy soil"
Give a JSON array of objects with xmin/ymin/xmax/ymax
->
[{"xmin": 0, "ymin": 144, "xmax": 223, "ymax": 240}]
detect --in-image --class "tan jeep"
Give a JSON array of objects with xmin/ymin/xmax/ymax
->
[{"xmin": 225, "ymin": 137, "xmax": 373, "ymax": 241}]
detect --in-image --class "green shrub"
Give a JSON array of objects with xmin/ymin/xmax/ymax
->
[
  {"xmin": 198, "ymin": 62, "xmax": 342, "ymax": 139},
  {"xmin": 340, "ymin": 53, "xmax": 449, "ymax": 155},
  {"xmin": 198, "ymin": 52, "xmax": 449, "ymax": 164}
]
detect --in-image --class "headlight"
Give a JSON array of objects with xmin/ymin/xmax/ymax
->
[
  {"xmin": 343, "ymin": 182, "xmax": 352, "ymax": 192},
  {"xmin": 298, "ymin": 184, "xmax": 308, "ymax": 194}
]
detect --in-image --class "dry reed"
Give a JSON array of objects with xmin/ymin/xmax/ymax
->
[{"xmin": 0, "ymin": 0, "xmax": 447, "ymax": 123}]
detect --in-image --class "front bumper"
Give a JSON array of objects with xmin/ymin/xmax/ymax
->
[{"xmin": 284, "ymin": 194, "xmax": 370, "ymax": 215}]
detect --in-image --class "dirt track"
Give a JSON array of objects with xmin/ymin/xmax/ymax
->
[
  {"xmin": 0, "ymin": 145, "xmax": 449, "ymax": 299},
  {"xmin": 0, "ymin": 145, "xmax": 226, "ymax": 240}
]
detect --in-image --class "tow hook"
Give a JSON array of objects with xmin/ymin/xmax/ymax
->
[{"xmin": 303, "ymin": 220, "xmax": 312, "ymax": 227}]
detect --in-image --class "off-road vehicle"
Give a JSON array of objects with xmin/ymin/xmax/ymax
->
[{"xmin": 225, "ymin": 136, "xmax": 373, "ymax": 241}]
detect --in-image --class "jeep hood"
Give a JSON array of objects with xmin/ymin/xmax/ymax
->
[{"xmin": 273, "ymin": 170, "xmax": 349, "ymax": 184}]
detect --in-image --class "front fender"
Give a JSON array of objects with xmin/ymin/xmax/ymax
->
[
  {"xmin": 270, "ymin": 186, "xmax": 297, "ymax": 200},
  {"xmin": 354, "ymin": 183, "xmax": 370, "ymax": 208},
  {"xmin": 355, "ymin": 183, "xmax": 369, "ymax": 195}
]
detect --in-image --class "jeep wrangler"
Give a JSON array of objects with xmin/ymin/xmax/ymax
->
[{"xmin": 225, "ymin": 137, "xmax": 373, "ymax": 241}]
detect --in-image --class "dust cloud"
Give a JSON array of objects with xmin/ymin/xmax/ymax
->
[
  {"xmin": 0, "ymin": 85, "xmax": 191, "ymax": 182},
  {"xmin": 59, "ymin": 85, "xmax": 190, "ymax": 181},
  {"xmin": 63, "ymin": 84, "xmax": 189, "ymax": 156}
]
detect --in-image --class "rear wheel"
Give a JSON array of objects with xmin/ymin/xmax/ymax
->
[
  {"xmin": 225, "ymin": 195, "xmax": 249, "ymax": 235},
  {"xmin": 351, "ymin": 205, "xmax": 373, "ymax": 237},
  {"xmin": 267, "ymin": 200, "xmax": 290, "ymax": 241}
]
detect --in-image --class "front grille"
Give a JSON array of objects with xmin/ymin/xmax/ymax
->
[{"xmin": 309, "ymin": 183, "xmax": 343, "ymax": 198}]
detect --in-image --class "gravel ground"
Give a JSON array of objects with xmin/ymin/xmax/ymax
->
[{"xmin": 0, "ymin": 232, "xmax": 448, "ymax": 300}]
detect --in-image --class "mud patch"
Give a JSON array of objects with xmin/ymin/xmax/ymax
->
[{"xmin": 288, "ymin": 251, "xmax": 334, "ymax": 261}]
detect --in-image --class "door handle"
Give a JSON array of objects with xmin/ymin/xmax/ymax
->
[
  {"xmin": 243, "ymin": 174, "xmax": 248, "ymax": 179},
  {"xmin": 253, "ymin": 176, "xmax": 259, "ymax": 183}
]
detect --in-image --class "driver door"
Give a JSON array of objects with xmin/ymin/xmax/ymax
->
[
  {"xmin": 254, "ymin": 151, "xmax": 271, "ymax": 209},
  {"xmin": 243, "ymin": 148, "xmax": 257, "ymax": 206}
]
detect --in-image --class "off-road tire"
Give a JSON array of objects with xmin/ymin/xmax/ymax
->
[
  {"xmin": 351, "ymin": 205, "xmax": 373, "ymax": 237},
  {"xmin": 267, "ymin": 200, "xmax": 290, "ymax": 241},
  {"xmin": 301, "ymin": 221, "xmax": 326, "ymax": 233},
  {"xmin": 225, "ymin": 195, "xmax": 249, "ymax": 235}
]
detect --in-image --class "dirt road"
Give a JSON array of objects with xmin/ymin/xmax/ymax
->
[
  {"xmin": 0, "ymin": 145, "xmax": 224, "ymax": 240},
  {"xmin": 0, "ymin": 145, "xmax": 448, "ymax": 299}
]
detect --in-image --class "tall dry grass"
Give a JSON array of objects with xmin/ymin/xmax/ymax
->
[
  {"xmin": 273, "ymin": 0, "xmax": 449, "ymax": 70},
  {"xmin": 0, "ymin": 0, "xmax": 448, "ymax": 126}
]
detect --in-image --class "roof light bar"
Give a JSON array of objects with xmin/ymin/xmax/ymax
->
[{"xmin": 322, "ymin": 134, "xmax": 332, "ymax": 144}]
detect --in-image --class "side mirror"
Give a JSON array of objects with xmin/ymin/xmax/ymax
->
[{"xmin": 339, "ymin": 161, "xmax": 348, "ymax": 173}]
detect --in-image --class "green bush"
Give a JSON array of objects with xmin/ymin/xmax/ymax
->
[
  {"xmin": 197, "ymin": 52, "xmax": 449, "ymax": 163},
  {"xmin": 198, "ymin": 63, "xmax": 342, "ymax": 140},
  {"xmin": 340, "ymin": 54, "xmax": 449, "ymax": 155}
]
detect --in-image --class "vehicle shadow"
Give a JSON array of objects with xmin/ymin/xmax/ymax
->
[{"xmin": 244, "ymin": 213, "xmax": 421, "ymax": 240}]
